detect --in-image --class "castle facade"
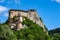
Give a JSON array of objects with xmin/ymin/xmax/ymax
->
[{"xmin": 8, "ymin": 9, "xmax": 44, "ymax": 30}]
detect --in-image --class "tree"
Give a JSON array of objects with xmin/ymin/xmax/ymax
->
[
  {"xmin": 0, "ymin": 24, "xmax": 17, "ymax": 40},
  {"xmin": 13, "ymin": 17, "xmax": 51, "ymax": 40}
]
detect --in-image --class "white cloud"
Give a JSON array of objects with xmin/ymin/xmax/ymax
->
[
  {"xmin": 51, "ymin": 0, "xmax": 60, "ymax": 3},
  {"xmin": 4, "ymin": 13, "xmax": 9, "ymax": 17},
  {"xmin": 0, "ymin": 6, "xmax": 8, "ymax": 13},
  {"xmin": 55, "ymin": 0, "xmax": 60, "ymax": 3},
  {"xmin": 0, "ymin": 0, "xmax": 21, "ymax": 8},
  {"xmin": 0, "ymin": 6, "xmax": 9, "ymax": 17}
]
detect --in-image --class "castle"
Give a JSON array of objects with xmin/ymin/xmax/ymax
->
[{"xmin": 8, "ymin": 9, "xmax": 45, "ymax": 30}]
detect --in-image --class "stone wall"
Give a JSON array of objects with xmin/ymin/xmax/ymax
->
[{"xmin": 9, "ymin": 9, "xmax": 44, "ymax": 30}]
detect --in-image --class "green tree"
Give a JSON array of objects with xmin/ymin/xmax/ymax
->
[
  {"xmin": 0, "ymin": 24, "xmax": 17, "ymax": 40},
  {"xmin": 13, "ymin": 17, "xmax": 51, "ymax": 40}
]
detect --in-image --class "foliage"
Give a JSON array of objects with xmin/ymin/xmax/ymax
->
[
  {"xmin": 0, "ymin": 17, "xmax": 51, "ymax": 40},
  {"xmin": 49, "ymin": 28, "xmax": 60, "ymax": 40},
  {"xmin": 6, "ymin": 16, "xmax": 17, "ymax": 23},
  {"xmin": 13, "ymin": 17, "xmax": 51, "ymax": 40},
  {"xmin": 0, "ymin": 24, "xmax": 17, "ymax": 40},
  {"xmin": 49, "ymin": 28, "xmax": 60, "ymax": 35},
  {"xmin": 13, "ymin": 16, "xmax": 18, "ymax": 21},
  {"xmin": 44, "ymin": 25, "xmax": 48, "ymax": 31}
]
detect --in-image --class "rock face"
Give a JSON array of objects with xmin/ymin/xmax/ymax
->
[{"xmin": 8, "ymin": 9, "xmax": 45, "ymax": 30}]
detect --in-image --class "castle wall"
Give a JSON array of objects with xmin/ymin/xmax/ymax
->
[
  {"xmin": 9, "ymin": 10, "xmax": 44, "ymax": 30},
  {"xmin": 17, "ymin": 23, "xmax": 23, "ymax": 30}
]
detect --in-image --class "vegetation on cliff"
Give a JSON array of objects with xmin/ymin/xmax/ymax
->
[
  {"xmin": 13, "ymin": 17, "xmax": 50, "ymax": 40},
  {"xmin": 0, "ymin": 23, "xmax": 17, "ymax": 40},
  {"xmin": 49, "ymin": 28, "xmax": 60, "ymax": 40},
  {"xmin": 0, "ymin": 17, "xmax": 51, "ymax": 40}
]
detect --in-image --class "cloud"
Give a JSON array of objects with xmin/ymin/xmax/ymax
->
[
  {"xmin": 0, "ymin": 6, "xmax": 9, "ymax": 17},
  {"xmin": 51, "ymin": 0, "xmax": 60, "ymax": 3},
  {"xmin": 4, "ymin": 13, "xmax": 9, "ymax": 17},
  {"xmin": 0, "ymin": 6, "xmax": 8, "ymax": 13},
  {"xmin": 0, "ymin": 0, "xmax": 21, "ymax": 8},
  {"xmin": 55, "ymin": 0, "xmax": 60, "ymax": 3}
]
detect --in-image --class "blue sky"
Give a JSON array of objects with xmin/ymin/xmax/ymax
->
[{"xmin": 0, "ymin": 0, "xmax": 60, "ymax": 30}]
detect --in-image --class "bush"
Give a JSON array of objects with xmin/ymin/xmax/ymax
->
[
  {"xmin": 13, "ymin": 17, "xmax": 51, "ymax": 40},
  {"xmin": 0, "ymin": 24, "xmax": 17, "ymax": 40},
  {"xmin": 0, "ymin": 17, "xmax": 51, "ymax": 40}
]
